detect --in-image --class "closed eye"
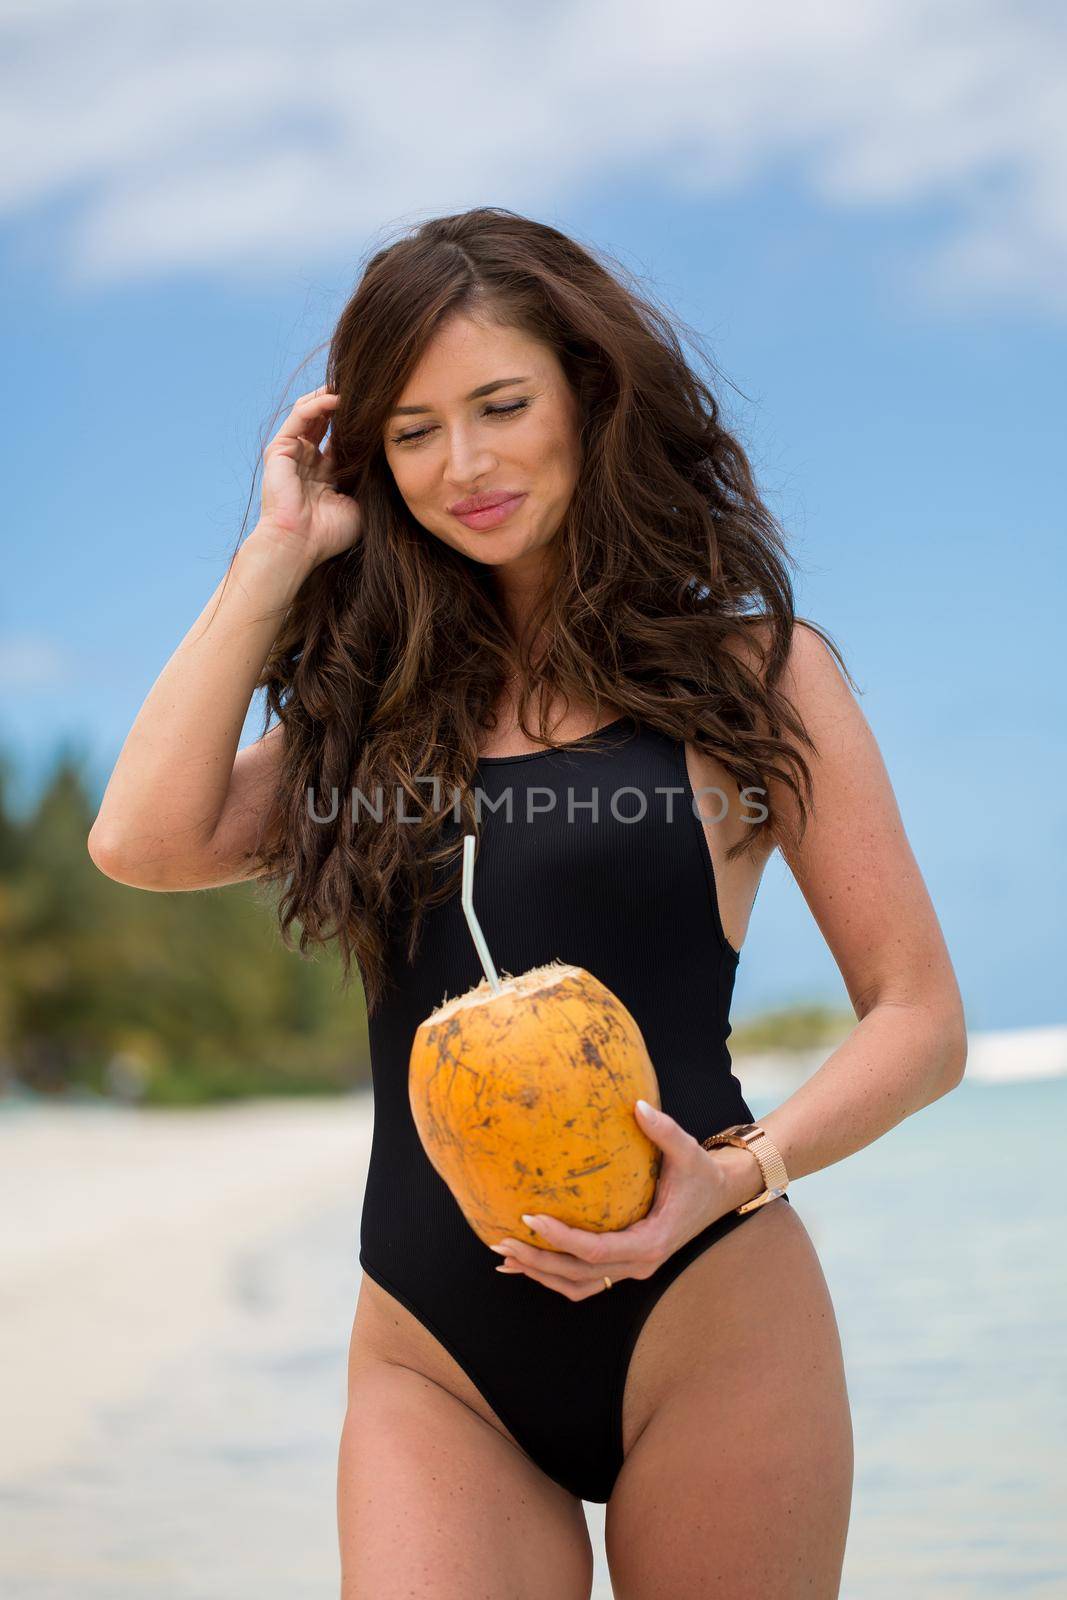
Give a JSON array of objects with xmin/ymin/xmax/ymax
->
[{"xmin": 390, "ymin": 398, "xmax": 530, "ymax": 447}]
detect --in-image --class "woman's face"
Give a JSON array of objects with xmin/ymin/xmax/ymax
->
[{"xmin": 382, "ymin": 312, "xmax": 582, "ymax": 582}]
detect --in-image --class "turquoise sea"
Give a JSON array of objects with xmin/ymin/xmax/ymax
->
[{"xmin": 1, "ymin": 1071, "xmax": 1064, "ymax": 1598}]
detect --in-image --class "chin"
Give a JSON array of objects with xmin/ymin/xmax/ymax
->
[
  {"xmin": 459, "ymin": 538, "xmax": 520, "ymax": 566},
  {"xmin": 454, "ymin": 523, "xmax": 535, "ymax": 558}
]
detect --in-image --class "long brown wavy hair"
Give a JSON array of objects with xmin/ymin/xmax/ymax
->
[{"xmin": 231, "ymin": 206, "xmax": 854, "ymax": 1014}]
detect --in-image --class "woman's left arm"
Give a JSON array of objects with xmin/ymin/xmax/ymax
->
[
  {"xmin": 715, "ymin": 622, "xmax": 968, "ymax": 1210},
  {"xmin": 495, "ymin": 624, "xmax": 968, "ymax": 1290}
]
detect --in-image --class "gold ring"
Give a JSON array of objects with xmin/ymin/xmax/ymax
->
[{"xmin": 603, "ymin": 1275, "xmax": 613, "ymax": 1290}]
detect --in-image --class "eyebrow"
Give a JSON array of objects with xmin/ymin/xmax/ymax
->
[{"xmin": 389, "ymin": 376, "xmax": 531, "ymax": 417}]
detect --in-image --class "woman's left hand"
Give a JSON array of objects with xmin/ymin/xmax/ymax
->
[{"xmin": 489, "ymin": 1100, "xmax": 741, "ymax": 1300}]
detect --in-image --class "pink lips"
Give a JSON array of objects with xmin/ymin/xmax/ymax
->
[{"xmin": 450, "ymin": 492, "xmax": 527, "ymax": 531}]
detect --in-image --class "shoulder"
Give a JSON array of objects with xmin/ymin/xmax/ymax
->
[
  {"xmin": 720, "ymin": 616, "xmax": 870, "ymax": 853},
  {"xmin": 721, "ymin": 617, "xmax": 856, "ymax": 719},
  {"xmin": 723, "ymin": 620, "xmax": 964, "ymax": 1031}
]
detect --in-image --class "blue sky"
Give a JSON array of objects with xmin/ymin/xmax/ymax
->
[{"xmin": 3, "ymin": 1, "xmax": 1064, "ymax": 1031}]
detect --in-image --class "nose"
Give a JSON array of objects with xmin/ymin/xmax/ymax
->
[{"xmin": 444, "ymin": 424, "xmax": 497, "ymax": 490}]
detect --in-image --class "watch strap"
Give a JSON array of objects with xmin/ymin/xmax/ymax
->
[{"xmin": 702, "ymin": 1122, "xmax": 790, "ymax": 1213}]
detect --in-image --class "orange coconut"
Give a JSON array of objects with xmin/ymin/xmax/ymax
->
[{"xmin": 408, "ymin": 958, "xmax": 661, "ymax": 1253}]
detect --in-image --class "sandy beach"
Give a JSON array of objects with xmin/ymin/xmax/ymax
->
[
  {"xmin": 1, "ymin": 1096, "xmax": 374, "ymax": 1483},
  {"xmin": 3, "ymin": 1031, "xmax": 1065, "ymax": 1598}
]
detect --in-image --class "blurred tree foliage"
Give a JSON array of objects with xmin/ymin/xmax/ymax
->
[
  {"xmin": 0, "ymin": 749, "xmax": 370, "ymax": 1105},
  {"xmin": 731, "ymin": 1004, "xmax": 853, "ymax": 1052}
]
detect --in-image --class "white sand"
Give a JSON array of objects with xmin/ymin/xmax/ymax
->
[{"xmin": 0, "ymin": 1093, "xmax": 375, "ymax": 1481}]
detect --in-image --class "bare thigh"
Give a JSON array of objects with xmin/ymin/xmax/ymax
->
[
  {"xmin": 606, "ymin": 1200, "xmax": 854, "ymax": 1600},
  {"xmin": 338, "ymin": 1273, "xmax": 594, "ymax": 1600}
]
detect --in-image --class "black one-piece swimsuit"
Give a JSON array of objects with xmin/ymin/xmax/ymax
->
[{"xmin": 357, "ymin": 714, "xmax": 790, "ymax": 1504}]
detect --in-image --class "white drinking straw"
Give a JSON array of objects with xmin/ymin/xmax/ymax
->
[{"xmin": 461, "ymin": 833, "xmax": 501, "ymax": 994}]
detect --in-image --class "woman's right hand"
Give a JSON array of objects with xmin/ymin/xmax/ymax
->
[{"xmin": 255, "ymin": 385, "xmax": 363, "ymax": 568}]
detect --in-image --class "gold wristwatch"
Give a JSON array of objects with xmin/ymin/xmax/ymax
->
[{"xmin": 701, "ymin": 1122, "xmax": 790, "ymax": 1214}]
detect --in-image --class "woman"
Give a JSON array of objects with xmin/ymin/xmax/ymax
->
[{"xmin": 89, "ymin": 206, "xmax": 967, "ymax": 1598}]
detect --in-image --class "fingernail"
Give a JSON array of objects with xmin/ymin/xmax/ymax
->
[
  {"xmin": 495, "ymin": 1262, "xmax": 518, "ymax": 1273},
  {"xmin": 489, "ymin": 1244, "xmax": 509, "ymax": 1255},
  {"xmin": 636, "ymin": 1099, "xmax": 657, "ymax": 1118},
  {"xmin": 521, "ymin": 1214, "xmax": 540, "ymax": 1227}
]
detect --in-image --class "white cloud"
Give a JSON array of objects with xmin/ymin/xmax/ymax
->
[
  {"xmin": 0, "ymin": 635, "xmax": 71, "ymax": 689},
  {"xmin": 1, "ymin": 0, "xmax": 1064, "ymax": 311}
]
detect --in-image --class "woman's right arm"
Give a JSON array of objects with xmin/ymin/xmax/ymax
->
[
  {"xmin": 88, "ymin": 535, "xmax": 311, "ymax": 890},
  {"xmin": 87, "ymin": 386, "xmax": 362, "ymax": 892}
]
